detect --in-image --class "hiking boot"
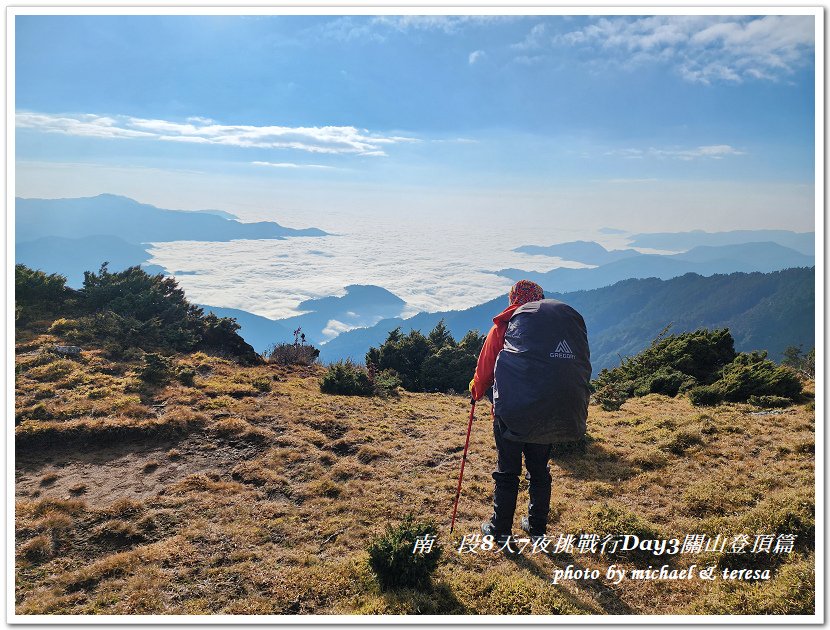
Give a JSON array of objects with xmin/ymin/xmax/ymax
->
[
  {"xmin": 520, "ymin": 515, "xmax": 545, "ymax": 543},
  {"xmin": 481, "ymin": 520, "xmax": 511, "ymax": 544}
]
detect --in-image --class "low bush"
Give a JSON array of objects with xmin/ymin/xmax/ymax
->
[
  {"xmin": 367, "ymin": 515, "xmax": 441, "ymax": 590},
  {"xmin": 19, "ymin": 263, "xmax": 259, "ymax": 363},
  {"xmin": 320, "ymin": 360, "xmax": 374, "ymax": 396},
  {"xmin": 267, "ymin": 342, "xmax": 320, "ymax": 366},
  {"xmin": 251, "ymin": 376, "xmax": 272, "ymax": 392},
  {"xmin": 372, "ymin": 368, "xmax": 402, "ymax": 398},
  {"xmin": 593, "ymin": 383, "xmax": 628, "ymax": 411},
  {"xmin": 716, "ymin": 352, "xmax": 802, "ymax": 402},
  {"xmin": 748, "ymin": 395, "xmax": 793, "ymax": 409},
  {"xmin": 93, "ymin": 519, "xmax": 145, "ymax": 546},
  {"xmin": 689, "ymin": 352, "xmax": 802, "ymax": 407},
  {"xmin": 176, "ymin": 367, "xmax": 196, "ymax": 386},
  {"xmin": 593, "ymin": 326, "xmax": 804, "ymax": 409},
  {"xmin": 16, "ymin": 264, "xmax": 70, "ymax": 323},
  {"xmin": 687, "ymin": 384, "xmax": 723, "ymax": 407},
  {"xmin": 137, "ymin": 353, "xmax": 172, "ymax": 385},
  {"xmin": 48, "ymin": 318, "xmax": 80, "ymax": 335}
]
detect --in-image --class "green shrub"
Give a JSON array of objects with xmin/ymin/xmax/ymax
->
[
  {"xmin": 632, "ymin": 448, "xmax": 669, "ymax": 470},
  {"xmin": 716, "ymin": 352, "xmax": 802, "ymax": 402},
  {"xmin": 48, "ymin": 318, "xmax": 80, "ymax": 335},
  {"xmin": 137, "ymin": 353, "xmax": 172, "ymax": 385},
  {"xmin": 373, "ymin": 368, "xmax": 402, "ymax": 397},
  {"xmin": 320, "ymin": 360, "xmax": 374, "ymax": 396},
  {"xmin": 420, "ymin": 344, "xmax": 478, "ymax": 393},
  {"xmin": 646, "ymin": 367, "xmax": 693, "ymax": 396},
  {"xmin": 593, "ymin": 383, "xmax": 628, "ymax": 411},
  {"xmin": 688, "ymin": 384, "xmax": 723, "ymax": 406},
  {"xmin": 748, "ymin": 395, "xmax": 793, "ymax": 409},
  {"xmin": 592, "ymin": 327, "xmax": 737, "ymax": 408},
  {"xmin": 366, "ymin": 328, "xmax": 431, "ymax": 391},
  {"xmin": 251, "ymin": 376, "xmax": 272, "ymax": 392},
  {"xmin": 683, "ymin": 479, "xmax": 759, "ymax": 517},
  {"xmin": 366, "ymin": 323, "xmax": 483, "ymax": 393},
  {"xmin": 550, "ymin": 433, "xmax": 591, "ymax": 457},
  {"xmin": 177, "ymin": 367, "xmax": 196, "ymax": 386},
  {"xmin": 367, "ymin": 515, "xmax": 441, "ymax": 590},
  {"xmin": 688, "ymin": 352, "xmax": 803, "ymax": 407},
  {"xmin": 15, "ymin": 264, "xmax": 70, "ymax": 322}
]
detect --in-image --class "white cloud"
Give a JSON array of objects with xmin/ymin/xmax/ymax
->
[
  {"xmin": 534, "ymin": 15, "xmax": 814, "ymax": 83},
  {"xmin": 469, "ymin": 49, "xmax": 486, "ymax": 65},
  {"xmin": 512, "ymin": 22, "xmax": 550, "ymax": 50},
  {"xmin": 371, "ymin": 15, "xmax": 512, "ymax": 34},
  {"xmin": 604, "ymin": 148, "xmax": 645, "ymax": 159},
  {"xmin": 321, "ymin": 319, "xmax": 357, "ymax": 341},
  {"xmin": 252, "ymin": 161, "xmax": 337, "ymax": 170},
  {"xmin": 651, "ymin": 144, "xmax": 746, "ymax": 160},
  {"xmin": 608, "ymin": 144, "xmax": 745, "ymax": 161},
  {"xmin": 16, "ymin": 112, "xmax": 417, "ymax": 157},
  {"xmin": 313, "ymin": 15, "xmax": 515, "ymax": 43}
]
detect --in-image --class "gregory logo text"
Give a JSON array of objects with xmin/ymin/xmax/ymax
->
[{"xmin": 550, "ymin": 340, "xmax": 575, "ymax": 359}]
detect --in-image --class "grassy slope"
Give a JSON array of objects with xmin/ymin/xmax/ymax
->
[{"xmin": 15, "ymin": 325, "xmax": 815, "ymax": 616}]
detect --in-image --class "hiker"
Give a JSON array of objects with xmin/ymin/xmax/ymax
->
[{"xmin": 469, "ymin": 280, "xmax": 591, "ymax": 541}]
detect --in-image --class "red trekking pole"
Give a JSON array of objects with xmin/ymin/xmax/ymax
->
[{"xmin": 450, "ymin": 400, "xmax": 476, "ymax": 534}]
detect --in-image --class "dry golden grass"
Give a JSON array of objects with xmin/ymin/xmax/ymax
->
[{"xmin": 14, "ymin": 331, "xmax": 816, "ymax": 616}]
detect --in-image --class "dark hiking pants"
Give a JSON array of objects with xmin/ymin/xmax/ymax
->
[{"xmin": 491, "ymin": 416, "xmax": 553, "ymax": 536}]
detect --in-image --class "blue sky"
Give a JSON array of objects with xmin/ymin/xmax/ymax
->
[{"xmin": 15, "ymin": 13, "xmax": 817, "ymax": 232}]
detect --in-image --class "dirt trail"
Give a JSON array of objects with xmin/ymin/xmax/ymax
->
[{"xmin": 15, "ymin": 435, "xmax": 264, "ymax": 506}]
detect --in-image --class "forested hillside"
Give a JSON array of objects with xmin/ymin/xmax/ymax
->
[{"xmin": 320, "ymin": 268, "xmax": 815, "ymax": 372}]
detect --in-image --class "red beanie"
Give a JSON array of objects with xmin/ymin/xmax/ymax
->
[{"xmin": 509, "ymin": 280, "xmax": 545, "ymax": 306}]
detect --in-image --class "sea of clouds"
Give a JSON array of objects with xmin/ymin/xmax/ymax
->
[{"xmin": 146, "ymin": 209, "xmax": 630, "ymax": 323}]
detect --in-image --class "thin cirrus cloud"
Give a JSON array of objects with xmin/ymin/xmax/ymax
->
[
  {"xmin": 514, "ymin": 15, "xmax": 814, "ymax": 83},
  {"xmin": 252, "ymin": 161, "xmax": 338, "ymax": 170},
  {"xmin": 313, "ymin": 15, "xmax": 515, "ymax": 42},
  {"xmin": 15, "ymin": 111, "xmax": 418, "ymax": 157},
  {"xmin": 468, "ymin": 49, "xmax": 486, "ymax": 65},
  {"xmin": 606, "ymin": 144, "xmax": 746, "ymax": 160}
]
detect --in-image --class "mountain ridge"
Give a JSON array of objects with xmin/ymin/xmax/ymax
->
[
  {"xmin": 15, "ymin": 194, "xmax": 328, "ymax": 244},
  {"xmin": 318, "ymin": 268, "xmax": 815, "ymax": 373}
]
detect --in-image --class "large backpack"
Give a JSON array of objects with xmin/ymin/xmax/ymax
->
[{"xmin": 493, "ymin": 299, "xmax": 591, "ymax": 444}]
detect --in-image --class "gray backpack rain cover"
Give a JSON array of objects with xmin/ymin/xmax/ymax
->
[{"xmin": 493, "ymin": 299, "xmax": 591, "ymax": 444}]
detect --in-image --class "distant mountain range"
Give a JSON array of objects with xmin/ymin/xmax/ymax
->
[
  {"xmin": 513, "ymin": 241, "xmax": 640, "ymax": 265},
  {"xmin": 498, "ymin": 241, "xmax": 813, "ymax": 293},
  {"xmin": 16, "ymin": 194, "xmax": 327, "ymax": 244},
  {"xmin": 627, "ymin": 229, "xmax": 814, "ymax": 256},
  {"xmin": 14, "ymin": 194, "xmax": 327, "ymax": 288},
  {"xmin": 202, "ymin": 285, "xmax": 407, "ymax": 354},
  {"xmin": 318, "ymin": 268, "xmax": 815, "ymax": 374}
]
